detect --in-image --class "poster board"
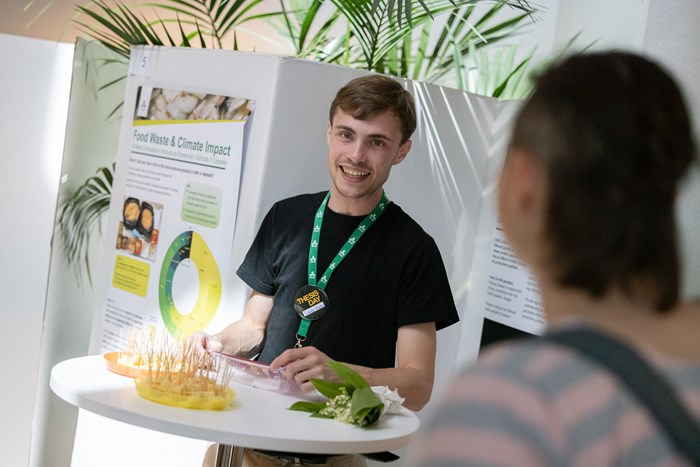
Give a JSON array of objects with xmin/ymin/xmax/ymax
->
[
  {"xmin": 82, "ymin": 45, "xmax": 542, "ymax": 467},
  {"xmin": 90, "ymin": 49, "xmax": 282, "ymax": 352},
  {"xmin": 91, "ymin": 46, "xmax": 544, "ymax": 365},
  {"xmin": 96, "ymin": 84, "xmax": 254, "ymax": 349}
]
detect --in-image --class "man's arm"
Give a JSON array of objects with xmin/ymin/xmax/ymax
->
[
  {"xmin": 191, "ymin": 290, "xmax": 273, "ymax": 358},
  {"xmin": 270, "ymin": 322, "xmax": 437, "ymax": 411}
]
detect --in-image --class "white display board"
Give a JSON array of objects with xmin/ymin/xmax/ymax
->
[
  {"xmin": 81, "ymin": 46, "xmax": 537, "ymax": 467},
  {"xmin": 0, "ymin": 33, "xmax": 73, "ymax": 467},
  {"xmin": 95, "ymin": 83, "xmax": 254, "ymax": 349}
]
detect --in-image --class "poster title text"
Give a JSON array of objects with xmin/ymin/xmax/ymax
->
[{"xmin": 133, "ymin": 130, "xmax": 231, "ymax": 157}]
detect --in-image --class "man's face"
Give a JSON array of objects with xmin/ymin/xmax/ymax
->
[{"xmin": 326, "ymin": 108, "xmax": 411, "ymax": 212}]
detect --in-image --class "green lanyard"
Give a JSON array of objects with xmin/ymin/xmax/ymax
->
[{"xmin": 294, "ymin": 191, "xmax": 390, "ymax": 346}]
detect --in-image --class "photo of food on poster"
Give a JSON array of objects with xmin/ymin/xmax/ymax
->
[
  {"xmin": 98, "ymin": 86, "xmax": 255, "ymax": 352},
  {"xmin": 118, "ymin": 197, "xmax": 163, "ymax": 261}
]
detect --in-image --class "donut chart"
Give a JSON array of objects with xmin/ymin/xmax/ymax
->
[{"xmin": 159, "ymin": 230, "xmax": 221, "ymax": 336}]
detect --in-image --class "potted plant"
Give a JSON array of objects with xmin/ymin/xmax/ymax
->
[{"xmin": 53, "ymin": 0, "xmax": 540, "ymax": 281}]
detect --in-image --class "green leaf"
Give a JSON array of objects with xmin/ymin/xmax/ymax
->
[
  {"xmin": 57, "ymin": 163, "xmax": 116, "ymax": 286},
  {"xmin": 309, "ymin": 378, "xmax": 346, "ymax": 399},
  {"xmin": 350, "ymin": 386, "xmax": 384, "ymax": 426},
  {"xmin": 326, "ymin": 361, "xmax": 370, "ymax": 389},
  {"xmin": 354, "ymin": 405, "xmax": 383, "ymax": 426},
  {"xmin": 288, "ymin": 362, "xmax": 384, "ymax": 427},
  {"xmin": 288, "ymin": 401, "xmax": 327, "ymax": 413}
]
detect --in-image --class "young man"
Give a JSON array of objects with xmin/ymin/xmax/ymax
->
[
  {"xmin": 412, "ymin": 52, "xmax": 699, "ymax": 465},
  {"xmin": 195, "ymin": 75, "xmax": 459, "ymax": 465}
]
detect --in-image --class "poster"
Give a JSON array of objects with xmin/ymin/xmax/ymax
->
[
  {"xmin": 481, "ymin": 218, "xmax": 545, "ymax": 335},
  {"xmin": 98, "ymin": 86, "xmax": 254, "ymax": 351}
]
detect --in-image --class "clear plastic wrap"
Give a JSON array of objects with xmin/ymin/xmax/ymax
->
[{"xmin": 208, "ymin": 351, "xmax": 302, "ymax": 394}]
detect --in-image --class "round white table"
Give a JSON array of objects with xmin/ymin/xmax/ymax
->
[{"xmin": 50, "ymin": 356, "xmax": 420, "ymax": 466}]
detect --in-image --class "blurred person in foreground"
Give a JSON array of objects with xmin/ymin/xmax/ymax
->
[{"xmin": 411, "ymin": 51, "xmax": 699, "ymax": 466}]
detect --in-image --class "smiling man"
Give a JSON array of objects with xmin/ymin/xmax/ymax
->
[{"xmin": 194, "ymin": 75, "xmax": 459, "ymax": 466}]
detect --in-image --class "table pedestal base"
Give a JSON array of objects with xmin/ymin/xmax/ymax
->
[{"xmin": 215, "ymin": 444, "xmax": 243, "ymax": 467}]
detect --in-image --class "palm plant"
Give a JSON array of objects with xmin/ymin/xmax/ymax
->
[
  {"xmin": 57, "ymin": 164, "xmax": 114, "ymax": 286},
  {"xmin": 53, "ymin": 0, "xmax": 541, "ymax": 282},
  {"xmin": 73, "ymin": 0, "xmax": 281, "ymax": 55},
  {"xmin": 269, "ymin": 0, "xmax": 540, "ymax": 94}
]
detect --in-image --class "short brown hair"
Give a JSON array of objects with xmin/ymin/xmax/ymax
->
[
  {"xmin": 510, "ymin": 52, "xmax": 696, "ymax": 311},
  {"xmin": 329, "ymin": 75, "xmax": 416, "ymax": 144}
]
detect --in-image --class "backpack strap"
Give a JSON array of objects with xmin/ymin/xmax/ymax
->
[{"xmin": 543, "ymin": 328, "xmax": 700, "ymax": 463}]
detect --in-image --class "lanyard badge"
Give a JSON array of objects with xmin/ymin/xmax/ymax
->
[{"xmin": 293, "ymin": 191, "xmax": 389, "ymax": 348}]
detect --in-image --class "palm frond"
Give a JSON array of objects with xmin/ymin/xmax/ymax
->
[
  {"xmin": 58, "ymin": 164, "xmax": 115, "ymax": 286},
  {"xmin": 75, "ymin": 0, "xmax": 175, "ymax": 57},
  {"xmin": 333, "ymin": 0, "xmax": 459, "ymax": 70},
  {"xmin": 372, "ymin": 0, "xmax": 536, "ymax": 27},
  {"xmin": 418, "ymin": 3, "xmax": 533, "ymax": 85},
  {"xmin": 74, "ymin": 0, "xmax": 278, "ymax": 53},
  {"xmin": 269, "ymin": 0, "xmax": 342, "ymax": 59},
  {"xmin": 459, "ymin": 31, "xmax": 585, "ymax": 99},
  {"xmin": 463, "ymin": 43, "xmax": 535, "ymax": 98},
  {"xmin": 39, "ymin": 0, "xmax": 545, "ymax": 284}
]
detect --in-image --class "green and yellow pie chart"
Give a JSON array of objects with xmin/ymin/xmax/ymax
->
[{"xmin": 159, "ymin": 230, "xmax": 221, "ymax": 336}]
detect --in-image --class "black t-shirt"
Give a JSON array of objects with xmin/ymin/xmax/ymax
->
[{"xmin": 237, "ymin": 191, "xmax": 459, "ymax": 366}]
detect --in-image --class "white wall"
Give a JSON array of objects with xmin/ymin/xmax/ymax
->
[
  {"xmin": 642, "ymin": 0, "xmax": 700, "ymax": 297},
  {"xmin": 0, "ymin": 33, "xmax": 72, "ymax": 467},
  {"xmin": 518, "ymin": 0, "xmax": 700, "ymax": 297},
  {"xmin": 28, "ymin": 39, "xmax": 130, "ymax": 467},
  {"xmin": 552, "ymin": 0, "xmax": 650, "ymax": 52}
]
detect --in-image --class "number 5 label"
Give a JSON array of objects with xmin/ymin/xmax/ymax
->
[{"xmin": 129, "ymin": 48, "xmax": 152, "ymax": 78}]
